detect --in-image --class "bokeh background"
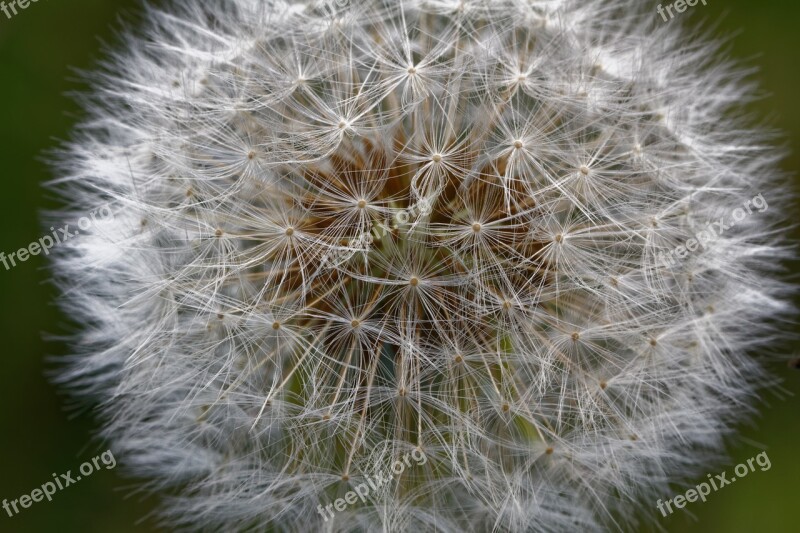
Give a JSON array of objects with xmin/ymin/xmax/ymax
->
[{"xmin": 0, "ymin": 1, "xmax": 797, "ymax": 531}]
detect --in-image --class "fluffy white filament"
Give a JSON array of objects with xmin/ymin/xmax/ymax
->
[{"xmin": 47, "ymin": 0, "xmax": 793, "ymax": 531}]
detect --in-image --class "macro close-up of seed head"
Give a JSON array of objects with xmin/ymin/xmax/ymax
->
[{"xmin": 40, "ymin": 0, "xmax": 795, "ymax": 531}]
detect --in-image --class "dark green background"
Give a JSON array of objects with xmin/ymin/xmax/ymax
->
[{"xmin": 0, "ymin": 1, "xmax": 797, "ymax": 531}]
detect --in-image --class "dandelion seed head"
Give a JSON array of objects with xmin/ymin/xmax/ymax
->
[{"xmin": 47, "ymin": 0, "xmax": 794, "ymax": 531}]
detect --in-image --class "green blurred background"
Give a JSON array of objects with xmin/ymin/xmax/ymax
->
[{"xmin": 0, "ymin": 1, "xmax": 797, "ymax": 532}]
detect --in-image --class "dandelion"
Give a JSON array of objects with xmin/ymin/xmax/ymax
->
[{"xmin": 47, "ymin": 0, "xmax": 794, "ymax": 531}]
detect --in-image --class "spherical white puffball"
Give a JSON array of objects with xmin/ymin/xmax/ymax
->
[{"xmin": 47, "ymin": 0, "xmax": 794, "ymax": 531}]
